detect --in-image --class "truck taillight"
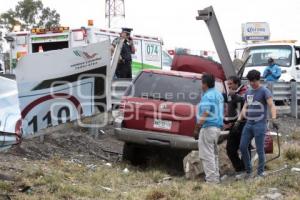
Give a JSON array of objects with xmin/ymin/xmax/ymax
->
[
  {"xmin": 119, "ymin": 99, "xmax": 126, "ymax": 117},
  {"xmin": 15, "ymin": 119, "xmax": 22, "ymax": 143},
  {"xmin": 119, "ymin": 100, "xmax": 125, "ymax": 110},
  {"xmin": 168, "ymin": 50, "xmax": 175, "ymax": 55},
  {"xmin": 88, "ymin": 20, "xmax": 94, "ymax": 26},
  {"xmin": 17, "ymin": 51, "xmax": 27, "ymax": 59}
]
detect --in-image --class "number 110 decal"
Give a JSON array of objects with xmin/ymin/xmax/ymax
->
[
  {"xmin": 21, "ymin": 93, "xmax": 83, "ymax": 134},
  {"xmin": 28, "ymin": 106, "xmax": 71, "ymax": 133}
]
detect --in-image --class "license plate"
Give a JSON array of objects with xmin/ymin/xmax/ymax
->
[{"xmin": 153, "ymin": 119, "xmax": 172, "ymax": 130}]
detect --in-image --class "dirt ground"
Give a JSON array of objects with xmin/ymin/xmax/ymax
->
[
  {"xmin": 0, "ymin": 116, "xmax": 300, "ymax": 199},
  {"xmin": 0, "ymin": 119, "xmax": 233, "ymax": 194}
]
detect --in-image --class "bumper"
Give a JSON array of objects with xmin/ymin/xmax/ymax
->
[{"xmin": 114, "ymin": 127, "xmax": 198, "ymax": 150}]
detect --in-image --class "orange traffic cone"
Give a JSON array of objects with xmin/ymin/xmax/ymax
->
[{"xmin": 38, "ymin": 45, "xmax": 44, "ymax": 52}]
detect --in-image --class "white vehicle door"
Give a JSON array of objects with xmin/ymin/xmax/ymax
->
[
  {"xmin": 294, "ymin": 46, "xmax": 300, "ymax": 81},
  {"xmin": 0, "ymin": 60, "xmax": 4, "ymax": 74}
]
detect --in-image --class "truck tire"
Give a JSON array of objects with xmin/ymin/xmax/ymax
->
[
  {"xmin": 122, "ymin": 143, "xmax": 146, "ymax": 165},
  {"xmin": 123, "ymin": 143, "xmax": 134, "ymax": 162}
]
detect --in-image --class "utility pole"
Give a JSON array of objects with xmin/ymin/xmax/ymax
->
[
  {"xmin": 196, "ymin": 6, "xmax": 236, "ymax": 79},
  {"xmin": 105, "ymin": 0, "xmax": 126, "ymax": 28}
]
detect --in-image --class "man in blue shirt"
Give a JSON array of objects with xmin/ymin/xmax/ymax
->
[
  {"xmin": 263, "ymin": 58, "xmax": 281, "ymax": 82},
  {"xmin": 195, "ymin": 73, "xmax": 224, "ymax": 183},
  {"xmin": 235, "ymin": 70, "xmax": 279, "ymax": 179}
]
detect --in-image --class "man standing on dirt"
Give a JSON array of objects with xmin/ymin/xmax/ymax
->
[
  {"xmin": 235, "ymin": 70, "xmax": 279, "ymax": 178},
  {"xmin": 112, "ymin": 28, "xmax": 135, "ymax": 78},
  {"xmin": 195, "ymin": 73, "xmax": 224, "ymax": 183},
  {"xmin": 224, "ymin": 76, "xmax": 248, "ymax": 173}
]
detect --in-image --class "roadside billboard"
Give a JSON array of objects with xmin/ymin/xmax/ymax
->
[{"xmin": 242, "ymin": 22, "xmax": 270, "ymax": 41}]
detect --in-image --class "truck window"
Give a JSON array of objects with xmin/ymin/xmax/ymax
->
[
  {"xmin": 215, "ymin": 81, "xmax": 225, "ymax": 93},
  {"xmin": 295, "ymin": 46, "xmax": 300, "ymax": 65},
  {"xmin": 162, "ymin": 51, "xmax": 173, "ymax": 66},
  {"xmin": 32, "ymin": 41, "xmax": 68, "ymax": 53},
  {"xmin": 16, "ymin": 36, "xmax": 27, "ymax": 45},
  {"xmin": 243, "ymin": 45, "xmax": 292, "ymax": 67},
  {"xmin": 126, "ymin": 72, "xmax": 202, "ymax": 105}
]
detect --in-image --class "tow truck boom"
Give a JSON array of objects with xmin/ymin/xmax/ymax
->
[{"xmin": 196, "ymin": 6, "xmax": 237, "ymax": 79}]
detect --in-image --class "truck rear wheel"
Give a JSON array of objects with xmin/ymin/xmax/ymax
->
[{"xmin": 122, "ymin": 143, "xmax": 146, "ymax": 165}]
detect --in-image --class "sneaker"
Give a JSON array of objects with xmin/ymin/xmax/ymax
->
[
  {"xmin": 220, "ymin": 174, "xmax": 228, "ymax": 182},
  {"xmin": 255, "ymin": 172, "xmax": 267, "ymax": 180},
  {"xmin": 235, "ymin": 172, "xmax": 254, "ymax": 180},
  {"xmin": 235, "ymin": 172, "xmax": 246, "ymax": 180},
  {"xmin": 206, "ymin": 180, "xmax": 220, "ymax": 184},
  {"xmin": 205, "ymin": 178, "xmax": 221, "ymax": 184},
  {"xmin": 244, "ymin": 173, "xmax": 255, "ymax": 180}
]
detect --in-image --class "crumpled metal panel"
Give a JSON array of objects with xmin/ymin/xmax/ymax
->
[{"xmin": 0, "ymin": 76, "xmax": 21, "ymax": 150}]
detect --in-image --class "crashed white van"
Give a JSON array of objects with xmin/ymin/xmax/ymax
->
[
  {"xmin": 0, "ymin": 40, "xmax": 112, "ymax": 150},
  {"xmin": 0, "ymin": 76, "xmax": 21, "ymax": 147}
]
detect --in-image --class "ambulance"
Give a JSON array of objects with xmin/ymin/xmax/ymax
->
[{"xmin": 5, "ymin": 25, "xmax": 165, "ymax": 76}]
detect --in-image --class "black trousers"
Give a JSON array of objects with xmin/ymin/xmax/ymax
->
[
  {"xmin": 115, "ymin": 62, "xmax": 132, "ymax": 79},
  {"xmin": 226, "ymin": 121, "xmax": 250, "ymax": 172}
]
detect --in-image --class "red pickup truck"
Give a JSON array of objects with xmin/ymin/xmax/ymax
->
[{"xmin": 114, "ymin": 54, "xmax": 227, "ymax": 164}]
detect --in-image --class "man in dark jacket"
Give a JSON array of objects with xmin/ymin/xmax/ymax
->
[
  {"xmin": 112, "ymin": 28, "xmax": 135, "ymax": 78},
  {"xmin": 224, "ymin": 76, "xmax": 248, "ymax": 173}
]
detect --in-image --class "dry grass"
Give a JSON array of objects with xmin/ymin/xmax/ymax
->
[
  {"xmin": 0, "ymin": 155, "xmax": 298, "ymax": 200},
  {"xmin": 284, "ymin": 144, "xmax": 300, "ymax": 161},
  {"xmin": 290, "ymin": 132, "xmax": 300, "ymax": 141},
  {"xmin": 1, "ymin": 137, "xmax": 300, "ymax": 200},
  {"xmin": 0, "ymin": 181, "xmax": 13, "ymax": 192}
]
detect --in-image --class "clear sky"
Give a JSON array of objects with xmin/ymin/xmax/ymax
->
[{"xmin": 1, "ymin": 0, "xmax": 300, "ymax": 52}]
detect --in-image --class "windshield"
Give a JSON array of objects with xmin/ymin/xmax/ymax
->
[
  {"xmin": 126, "ymin": 72, "xmax": 202, "ymax": 105},
  {"xmin": 243, "ymin": 45, "xmax": 292, "ymax": 67},
  {"xmin": 162, "ymin": 51, "xmax": 173, "ymax": 67}
]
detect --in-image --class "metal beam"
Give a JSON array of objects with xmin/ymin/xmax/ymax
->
[
  {"xmin": 110, "ymin": 38, "xmax": 124, "ymax": 79},
  {"xmin": 196, "ymin": 6, "xmax": 236, "ymax": 79}
]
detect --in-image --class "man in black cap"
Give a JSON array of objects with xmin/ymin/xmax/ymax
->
[
  {"xmin": 112, "ymin": 28, "xmax": 135, "ymax": 78},
  {"xmin": 263, "ymin": 57, "xmax": 281, "ymax": 82}
]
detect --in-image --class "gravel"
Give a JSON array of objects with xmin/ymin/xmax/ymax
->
[{"xmin": 277, "ymin": 115, "xmax": 300, "ymax": 135}]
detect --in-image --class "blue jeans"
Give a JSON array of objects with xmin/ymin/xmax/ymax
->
[{"xmin": 239, "ymin": 121, "xmax": 266, "ymax": 175}]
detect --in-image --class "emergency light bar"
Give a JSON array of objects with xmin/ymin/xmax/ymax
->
[{"xmin": 31, "ymin": 27, "xmax": 70, "ymax": 34}]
